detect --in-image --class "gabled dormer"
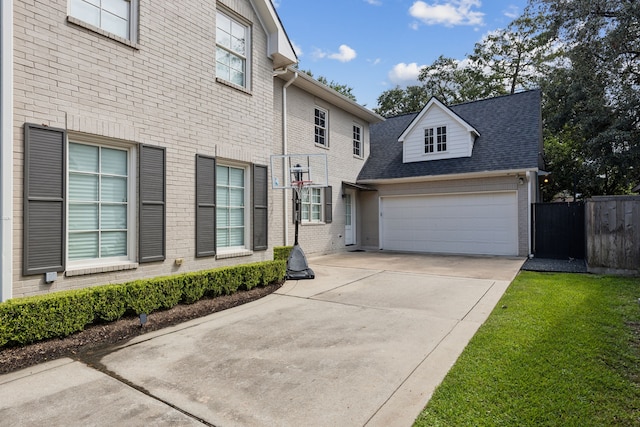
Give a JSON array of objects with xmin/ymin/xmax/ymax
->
[{"xmin": 398, "ymin": 98, "xmax": 480, "ymax": 164}]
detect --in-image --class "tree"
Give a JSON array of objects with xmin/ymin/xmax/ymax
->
[
  {"xmin": 299, "ymin": 69, "xmax": 357, "ymax": 101},
  {"xmin": 373, "ymin": 85, "xmax": 430, "ymax": 117},
  {"xmin": 534, "ymin": 0, "xmax": 640, "ymax": 197},
  {"xmin": 469, "ymin": 11, "xmax": 556, "ymax": 94}
]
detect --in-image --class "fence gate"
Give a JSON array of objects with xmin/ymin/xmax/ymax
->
[{"xmin": 532, "ymin": 202, "xmax": 585, "ymax": 259}]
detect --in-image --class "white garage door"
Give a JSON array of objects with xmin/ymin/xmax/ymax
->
[{"xmin": 381, "ymin": 192, "xmax": 518, "ymax": 256}]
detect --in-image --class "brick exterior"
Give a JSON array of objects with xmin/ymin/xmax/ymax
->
[
  {"xmin": 12, "ymin": 0, "xmax": 279, "ymax": 297},
  {"xmin": 272, "ymin": 79, "xmax": 372, "ymax": 255}
]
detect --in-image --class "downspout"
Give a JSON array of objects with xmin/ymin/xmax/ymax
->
[
  {"xmin": 1, "ymin": 0, "xmax": 13, "ymax": 301},
  {"xmin": 527, "ymin": 170, "xmax": 533, "ymax": 257},
  {"xmin": 282, "ymin": 71, "xmax": 297, "ymax": 246}
]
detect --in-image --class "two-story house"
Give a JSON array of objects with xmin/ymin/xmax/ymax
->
[{"xmin": 0, "ymin": 0, "xmax": 384, "ymax": 301}]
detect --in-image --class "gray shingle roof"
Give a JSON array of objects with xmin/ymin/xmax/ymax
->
[{"xmin": 357, "ymin": 90, "xmax": 542, "ymax": 181}]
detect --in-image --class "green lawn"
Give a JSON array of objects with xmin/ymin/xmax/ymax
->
[{"xmin": 415, "ymin": 271, "xmax": 640, "ymax": 427}]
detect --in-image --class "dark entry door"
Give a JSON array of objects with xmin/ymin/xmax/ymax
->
[{"xmin": 532, "ymin": 202, "xmax": 585, "ymax": 259}]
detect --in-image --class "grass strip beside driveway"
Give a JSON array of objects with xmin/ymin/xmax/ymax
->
[{"xmin": 415, "ymin": 271, "xmax": 640, "ymax": 426}]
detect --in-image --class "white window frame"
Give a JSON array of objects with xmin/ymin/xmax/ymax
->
[
  {"xmin": 216, "ymin": 162, "xmax": 250, "ymax": 253},
  {"xmin": 215, "ymin": 9, "xmax": 251, "ymax": 90},
  {"xmin": 353, "ymin": 124, "xmax": 363, "ymax": 158},
  {"xmin": 436, "ymin": 126, "xmax": 447, "ymax": 152},
  {"xmin": 425, "ymin": 126, "xmax": 447, "ymax": 154},
  {"xmin": 301, "ymin": 188, "xmax": 323, "ymax": 223},
  {"xmin": 66, "ymin": 135, "xmax": 137, "ymax": 269},
  {"xmin": 68, "ymin": 0, "xmax": 139, "ymax": 44},
  {"xmin": 314, "ymin": 107, "xmax": 329, "ymax": 147}
]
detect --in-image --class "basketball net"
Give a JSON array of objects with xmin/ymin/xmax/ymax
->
[{"xmin": 292, "ymin": 180, "xmax": 312, "ymax": 201}]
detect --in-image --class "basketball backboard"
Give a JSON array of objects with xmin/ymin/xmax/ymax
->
[{"xmin": 270, "ymin": 154, "xmax": 328, "ymax": 190}]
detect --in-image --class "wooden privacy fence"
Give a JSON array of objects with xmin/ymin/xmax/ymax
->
[{"xmin": 586, "ymin": 196, "xmax": 640, "ymax": 274}]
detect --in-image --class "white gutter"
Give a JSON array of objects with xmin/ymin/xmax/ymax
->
[
  {"xmin": 358, "ymin": 168, "xmax": 539, "ymax": 185},
  {"xmin": 282, "ymin": 71, "xmax": 297, "ymax": 246},
  {"xmin": 1, "ymin": 0, "xmax": 13, "ymax": 301},
  {"xmin": 527, "ymin": 170, "xmax": 533, "ymax": 257}
]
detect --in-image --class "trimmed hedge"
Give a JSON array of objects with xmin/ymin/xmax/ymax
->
[
  {"xmin": 0, "ymin": 259, "xmax": 286, "ymax": 348},
  {"xmin": 273, "ymin": 246, "xmax": 293, "ymax": 261}
]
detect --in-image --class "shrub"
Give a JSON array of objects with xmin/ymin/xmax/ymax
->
[
  {"xmin": 0, "ymin": 259, "xmax": 286, "ymax": 348},
  {"xmin": 274, "ymin": 246, "xmax": 293, "ymax": 261}
]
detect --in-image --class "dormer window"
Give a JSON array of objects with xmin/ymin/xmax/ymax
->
[
  {"xmin": 437, "ymin": 126, "xmax": 447, "ymax": 151},
  {"xmin": 425, "ymin": 126, "xmax": 447, "ymax": 154}
]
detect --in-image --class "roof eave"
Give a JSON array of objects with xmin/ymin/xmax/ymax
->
[
  {"xmin": 250, "ymin": 0, "xmax": 298, "ymax": 69},
  {"xmin": 278, "ymin": 69, "xmax": 385, "ymax": 124},
  {"xmin": 358, "ymin": 168, "xmax": 539, "ymax": 185}
]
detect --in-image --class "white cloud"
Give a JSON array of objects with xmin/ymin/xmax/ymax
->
[
  {"xmin": 503, "ymin": 5, "xmax": 519, "ymax": 19},
  {"xmin": 409, "ymin": 0, "xmax": 484, "ymax": 27},
  {"xmin": 328, "ymin": 45, "xmax": 357, "ymax": 62},
  {"xmin": 272, "ymin": 0, "xmax": 281, "ymax": 8},
  {"xmin": 388, "ymin": 62, "xmax": 426, "ymax": 84},
  {"xmin": 291, "ymin": 40, "xmax": 303, "ymax": 57},
  {"xmin": 368, "ymin": 58, "xmax": 382, "ymax": 66},
  {"xmin": 364, "ymin": 0, "xmax": 382, "ymax": 5},
  {"xmin": 311, "ymin": 48, "xmax": 327, "ymax": 61}
]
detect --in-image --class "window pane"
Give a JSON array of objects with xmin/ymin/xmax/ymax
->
[
  {"xmin": 216, "ymin": 63, "xmax": 230, "ymax": 81},
  {"xmin": 101, "ymin": 231, "xmax": 127, "ymax": 257},
  {"xmin": 312, "ymin": 204, "xmax": 321, "ymax": 221},
  {"xmin": 216, "ymin": 28, "xmax": 231, "ymax": 49},
  {"xmin": 70, "ymin": 143, "xmax": 99, "ymax": 172},
  {"xmin": 230, "ymin": 70, "xmax": 244, "ymax": 86},
  {"xmin": 101, "ymin": 148, "xmax": 127, "ymax": 175},
  {"xmin": 229, "ymin": 167, "xmax": 244, "ymax": 186},
  {"xmin": 69, "ymin": 204, "xmax": 98, "ymax": 230},
  {"xmin": 216, "ymin": 209, "xmax": 228, "ymax": 227},
  {"xmin": 102, "ymin": 0, "xmax": 129, "ymax": 19},
  {"xmin": 216, "ymin": 165, "xmax": 229, "ymax": 186},
  {"xmin": 230, "ymin": 55, "xmax": 244, "ymax": 72},
  {"xmin": 229, "ymin": 188, "xmax": 244, "ymax": 207},
  {"xmin": 102, "ymin": 13, "xmax": 128, "ymax": 38},
  {"xmin": 217, "ymin": 13, "xmax": 231, "ymax": 35},
  {"xmin": 101, "ymin": 176, "xmax": 127, "ymax": 202},
  {"xmin": 229, "ymin": 208, "xmax": 244, "ymax": 227},
  {"xmin": 69, "ymin": 232, "xmax": 99, "ymax": 260},
  {"xmin": 69, "ymin": 173, "xmax": 98, "ymax": 201},
  {"xmin": 229, "ymin": 228, "xmax": 244, "ymax": 246},
  {"xmin": 217, "ymin": 187, "xmax": 229, "ymax": 206},
  {"xmin": 312, "ymin": 189, "xmax": 321, "ymax": 203},
  {"xmin": 101, "ymin": 204, "xmax": 127, "ymax": 229},
  {"xmin": 216, "ymin": 231, "xmax": 229, "ymax": 248},
  {"xmin": 70, "ymin": 0, "xmax": 101, "ymax": 28}
]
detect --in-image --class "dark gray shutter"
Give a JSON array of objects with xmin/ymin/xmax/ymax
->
[
  {"xmin": 139, "ymin": 145, "xmax": 166, "ymax": 263},
  {"xmin": 252, "ymin": 164, "xmax": 268, "ymax": 251},
  {"xmin": 196, "ymin": 155, "xmax": 216, "ymax": 257},
  {"xmin": 324, "ymin": 186, "xmax": 333, "ymax": 223},
  {"xmin": 23, "ymin": 124, "xmax": 66, "ymax": 275}
]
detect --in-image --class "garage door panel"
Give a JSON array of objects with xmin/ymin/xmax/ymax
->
[{"xmin": 381, "ymin": 192, "xmax": 518, "ymax": 256}]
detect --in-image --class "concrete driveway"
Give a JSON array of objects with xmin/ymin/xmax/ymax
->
[{"xmin": 0, "ymin": 252, "xmax": 524, "ymax": 426}]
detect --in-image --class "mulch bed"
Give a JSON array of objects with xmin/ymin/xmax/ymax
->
[{"xmin": 0, "ymin": 282, "xmax": 282, "ymax": 375}]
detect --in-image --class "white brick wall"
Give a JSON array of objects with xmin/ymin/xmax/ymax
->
[
  {"xmin": 12, "ymin": 0, "xmax": 276, "ymax": 296},
  {"xmin": 272, "ymin": 81, "xmax": 372, "ymax": 255}
]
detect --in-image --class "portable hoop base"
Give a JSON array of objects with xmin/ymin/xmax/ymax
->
[{"xmin": 286, "ymin": 243, "xmax": 315, "ymax": 280}]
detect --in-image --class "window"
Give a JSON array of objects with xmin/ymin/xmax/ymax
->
[
  {"xmin": 425, "ymin": 126, "xmax": 447, "ymax": 153},
  {"xmin": 315, "ymin": 107, "xmax": 328, "ymax": 147},
  {"xmin": 216, "ymin": 164, "xmax": 247, "ymax": 249},
  {"xmin": 437, "ymin": 126, "xmax": 447, "ymax": 151},
  {"xmin": 301, "ymin": 188, "xmax": 323, "ymax": 222},
  {"xmin": 23, "ymin": 124, "xmax": 166, "ymax": 275},
  {"xmin": 216, "ymin": 11, "xmax": 249, "ymax": 88},
  {"xmin": 424, "ymin": 128, "xmax": 434, "ymax": 153},
  {"xmin": 353, "ymin": 125, "xmax": 362, "ymax": 157},
  {"xmin": 68, "ymin": 142, "xmax": 132, "ymax": 263},
  {"xmin": 69, "ymin": 0, "xmax": 138, "ymax": 42}
]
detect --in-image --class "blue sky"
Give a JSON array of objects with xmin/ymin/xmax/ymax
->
[{"xmin": 274, "ymin": 0, "xmax": 529, "ymax": 109}]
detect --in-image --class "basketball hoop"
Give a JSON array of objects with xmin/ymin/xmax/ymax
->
[{"xmin": 291, "ymin": 180, "xmax": 312, "ymax": 200}]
